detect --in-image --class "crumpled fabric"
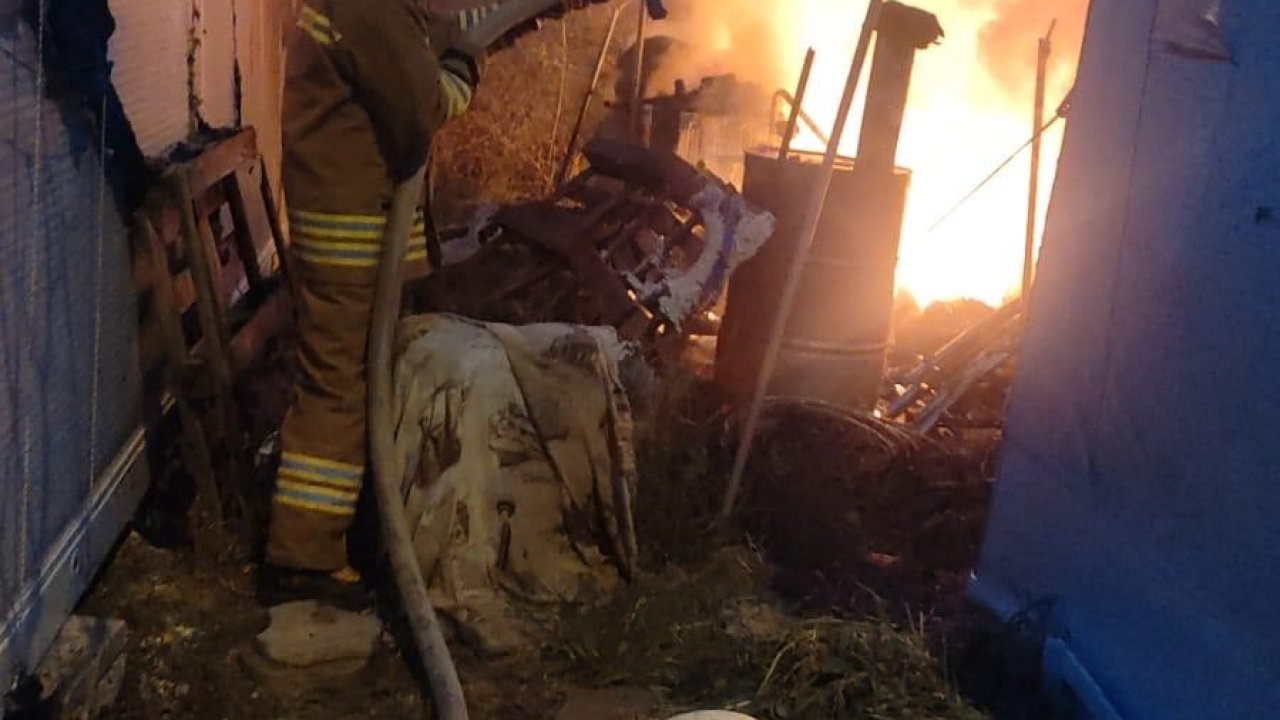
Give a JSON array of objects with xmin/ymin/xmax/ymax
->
[
  {"xmin": 632, "ymin": 181, "xmax": 776, "ymax": 331},
  {"xmin": 390, "ymin": 314, "xmax": 639, "ymax": 652}
]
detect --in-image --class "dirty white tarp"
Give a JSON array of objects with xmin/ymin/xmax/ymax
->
[{"xmin": 390, "ymin": 315, "xmax": 640, "ymax": 652}]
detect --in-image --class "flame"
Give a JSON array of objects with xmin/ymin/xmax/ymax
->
[{"xmin": 659, "ymin": 0, "xmax": 1087, "ymax": 307}]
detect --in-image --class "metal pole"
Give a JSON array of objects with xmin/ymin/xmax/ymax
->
[
  {"xmin": 1024, "ymin": 21, "xmax": 1054, "ymax": 298},
  {"xmin": 715, "ymin": 0, "xmax": 885, "ymax": 531},
  {"xmin": 555, "ymin": 4, "xmax": 625, "ymax": 187},
  {"xmin": 772, "ymin": 89, "xmax": 831, "ymax": 148},
  {"xmin": 629, "ymin": 0, "xmax": 647, "ymax": 137},
  {"xmin": 777, "ymin": 48, "xmax": 816, "ymax": 161}
]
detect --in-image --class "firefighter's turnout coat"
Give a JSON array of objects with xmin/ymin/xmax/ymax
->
[{"xmin": 267, "ymin": 0, "xmax": 476, "ymax": 571}]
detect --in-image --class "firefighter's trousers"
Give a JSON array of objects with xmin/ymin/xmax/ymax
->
[{"xmin": 265, "ymin": 209, "xmax": 426, "ymax": 572}]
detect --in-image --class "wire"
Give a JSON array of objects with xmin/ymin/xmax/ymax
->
[
  {"xmin": 89, "ymin": 96, "xmax": 106, "ymax": 491},
  {"xmin": 926, "ymin": 113, "xmax": 1062, "ymax": 233}
]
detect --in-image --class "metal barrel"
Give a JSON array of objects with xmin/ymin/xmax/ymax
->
[{"xmin": 716, "ymin": 148, "xmax": 910, "ymax": 410}]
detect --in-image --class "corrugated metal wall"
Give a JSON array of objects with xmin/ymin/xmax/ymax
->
[{"xmin": 0, "ymin": 0, "xmax": 142, "ymax": 663}]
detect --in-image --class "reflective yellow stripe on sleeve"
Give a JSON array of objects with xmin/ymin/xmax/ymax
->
[{"xmin": 297, "ymin": 5, "xmax": 341, "ymax": 46}]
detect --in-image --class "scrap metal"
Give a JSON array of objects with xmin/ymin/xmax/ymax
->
[
  {"xmin": 885, "ymin": 298, "xmax": 1024, "ymax": 434},
  {"xmin": 418, "ymin": 138, "xmax": 775, "ymax": 364}
]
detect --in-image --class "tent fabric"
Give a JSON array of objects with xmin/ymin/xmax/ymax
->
[
  {"xmin": 390, "ymin": 315, "xmax": 639, "ymax": 652},
  {"xmin": 972, "ymin": 1, "xmax": 1280, "ymax": 719},
  {"xmin": 0, "ymin": 12, "xmax": 142, "ymax": 685}
]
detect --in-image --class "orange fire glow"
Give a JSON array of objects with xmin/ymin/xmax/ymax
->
[{"xmin": 659, "ymin": 0, "xmax": 1087, "ymax": 307}]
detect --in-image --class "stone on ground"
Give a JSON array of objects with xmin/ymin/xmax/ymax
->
[{"xmin": 254, "ymin": 601, "xmax": 381, "ymax": 668}]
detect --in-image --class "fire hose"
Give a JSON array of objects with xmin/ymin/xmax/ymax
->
[{"xmin": 368, "ymin": 2, "xmax": 677, "ymax": 718}]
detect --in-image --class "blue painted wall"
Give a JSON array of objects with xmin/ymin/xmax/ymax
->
[
  {"xmin": 0, "ymin": 1, "xmax": 142, "ymax": 673},
  {"xmin": 973, "ymin": 1, "xmax": 1280, "ymax": 718}
]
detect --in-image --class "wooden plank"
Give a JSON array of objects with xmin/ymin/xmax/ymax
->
[
  {"xmin": 128, "ymin": 132, "xmax": 290, "ymax": 555},
  {"xmin": 193, "ymin": 182, "xmax": 229, "ymax": 219},
  {"xmin": 171, "ymin": 271, "xmax": 197, "ymax": 316},
  {"xmin": 173, "ymin": 177, "xmax": 234, "ymax": 385},
  {"xmin": 136, "ymin": 215, "xmax": 228, "ymax": 555},
  {"xmin": 174, "ymin": 173, "xmax": 251, "ymax": 534},
  {"xmin": 226, "ymin": 162, "xmax": 273, "ymax": 294},
  {"xmin": 178, "ymin": 128, "xmax": 260, "ymax": 197},
  {"xmin": 256, "ymin": 156, "xmax": 294, "ymax": 300},
  {"xmin": 227, "ymin": 289, "xmax": 292, "ymax": 375}
]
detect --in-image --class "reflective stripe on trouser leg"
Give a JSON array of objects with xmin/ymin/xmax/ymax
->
[
  {"xmin": 265, "ymin": 275, "xmax": 377, "ymax": 572},
  {"xmin": 287, "ymin": 209, "xmax": 430, "ymax": 270}
]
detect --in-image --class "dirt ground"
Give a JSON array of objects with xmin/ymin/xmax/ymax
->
[
  {"xmin": 79, "ymin": 530, "xmax": 581, "ymax": 720},
  {"xmin": 76, "ymin": 343, "xmax": 1045, "ymax": 720},
  {"xmin": 70, "ymin": 296, "xmax": 1038, "ymax": 720}
]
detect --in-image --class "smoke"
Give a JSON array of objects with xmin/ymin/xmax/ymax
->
[
  {"xmin": 975, "ymin": 0, "xmax": 1089, "ymax": 100},
  {"xmin": 642, "ymin": 0, "xmax": 1088, "ymax": 103},
  {"xmin": 631, "ymin": 0, "xmax": 782, "ymax": 95}
]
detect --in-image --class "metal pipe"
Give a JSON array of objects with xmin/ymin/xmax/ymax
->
[
  {"xmin": 1024, "ymin": 21, "xmax": 1054, "ymax": 298},
  {"xmin": 555, "ymin": 4, "xmax": 625, "ymax": 187},
  {"xmin": 771, "ymin": 89, "xmax": 830, "ymax": 147},
  {"xmin": 715, "ymin": 0, "xmax": 885, "ymax": 532},
  {"xmin": 856, "ymin": 3, "xmax": 942, "ymax": 174},
  {"xmin": 777, "ymin": 48, "xmax": 816, "ymax": 161}
]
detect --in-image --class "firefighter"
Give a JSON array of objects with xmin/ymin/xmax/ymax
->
[{"xmin": 257, "ymin": 0, "xmax": 485, "ymax": 610}]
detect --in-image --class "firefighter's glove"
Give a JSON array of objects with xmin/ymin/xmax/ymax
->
[{"xmin": 439, "ymin": 38, "xmax": 484, "ymax": 119}]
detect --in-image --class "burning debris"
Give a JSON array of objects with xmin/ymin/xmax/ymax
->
[
  {"xmin": 417, "ymin": 137, "xmax": 775, "ymax": 365},
  {"xmin": 886, "ymin": 299, "xmax": 1022, "ymax": 434},
  {"xmin": 644, "ymin": 0, "xmax": 1087, "ymax": 307}
]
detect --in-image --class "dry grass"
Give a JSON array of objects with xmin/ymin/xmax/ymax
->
[
  {"xmin": 548, "ymin": 548, "xmax": 989, "ymax": 719},
  {"xmin": 548, "ymin": 377, "xmax": 987, "ymax": 718},
  {"xmin": 630, "ymin": 374, "xmax": 733, "ymax": 568},
  {"xmin": 431, "ymin": 3, "xmax": 633, "ymax": 226}
]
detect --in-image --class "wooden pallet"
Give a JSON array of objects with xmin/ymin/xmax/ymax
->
[{"xmin": 131, "ymin": 129, "xmax": 292, "ymax": 554}]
